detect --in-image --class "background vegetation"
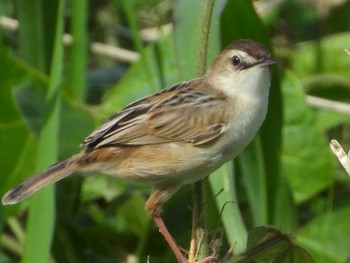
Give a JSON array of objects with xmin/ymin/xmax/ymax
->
[{"xmin": 1, "ymin": 0, "xmax": 350, "ymax": 262}]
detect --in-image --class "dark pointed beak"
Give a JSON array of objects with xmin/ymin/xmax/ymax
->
[{"xmin": 259, "ymin": 55, "xmax": 276, "ymax": 67}]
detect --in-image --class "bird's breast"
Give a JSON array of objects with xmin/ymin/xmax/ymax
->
[{"xmin": 216, "ymin": 95, "xmax": 268, "ymax": 160}]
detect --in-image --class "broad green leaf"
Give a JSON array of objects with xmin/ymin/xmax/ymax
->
[
  {"xmin": 281, "ymin": 71, "xmax": 334, "ymax": 203},
  {"xmin": 298, "ymin": 207, "xmax": 350, "ymax": 263},
  {"xmin": 23, "ymin": 1, "xmax": 65, "ymax": 263},
  {"xmin": 231, "ymin": 226, "xmax": 315, "ymax": 263},
  {"xmin": 0, "ymin": 46, "xmax": 45, "ymax": 199},
  {"xmin": 292, "ymin": 33, "xmax": 350, "ymax": 78},
  {"xmin": 14, "ymin": 85, "xmax": 46, "ymax": 135}
]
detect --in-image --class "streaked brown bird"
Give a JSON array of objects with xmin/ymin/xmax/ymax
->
[{"xmin": 2, "ymin": 39, "xmax": 275, "ymax": 263}]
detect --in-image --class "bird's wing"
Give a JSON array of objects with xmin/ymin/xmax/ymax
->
[{"xmin": 82, "ymin": 79, "xmax": 229, "ymax": 151}]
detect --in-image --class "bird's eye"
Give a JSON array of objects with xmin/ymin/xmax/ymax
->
[{"xmin": 231, "ymin": 55, "xmax": 241, "ymax": 66}]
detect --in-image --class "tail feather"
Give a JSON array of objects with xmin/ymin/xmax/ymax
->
[{"xmin": 2, "ymin": 159, "xmax": 75, "ymax": 205}]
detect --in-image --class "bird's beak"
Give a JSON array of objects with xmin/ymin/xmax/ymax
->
[{"xmin": 259, "ymin": 56, "xmax": 276, "ymax": 67}]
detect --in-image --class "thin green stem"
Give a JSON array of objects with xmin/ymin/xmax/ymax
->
[
  {"xmin": 191, "ymin": 0, "xmax": 215, "ymax": 261},
  {"xmin": 70, "ymin": 0, "xmax": 88, "ymax": 101},
  {"xmin": 196, "ymin": 0, "xmax": 215, "ymax": 76}
]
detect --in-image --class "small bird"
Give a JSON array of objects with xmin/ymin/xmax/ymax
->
[{"xmin": 2, "ymin": 39, "xmax": 275, "ymax": 263}]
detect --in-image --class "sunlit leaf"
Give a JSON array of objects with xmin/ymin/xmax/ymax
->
[
  {"xmin": 298, "ymin": 207, "xmax": 350, "ymax": 263},
  {"xmin": 231, "ymin": 226, "xmax": 315, "ymax": 263},
  {"xmin": 281, "ymin": 71, "xmax": 334, "ymax": 203}
]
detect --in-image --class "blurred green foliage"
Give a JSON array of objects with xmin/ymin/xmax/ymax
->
[{"xmin": 1, "ymin": 0, "xmax": 350, "ymax": 263}]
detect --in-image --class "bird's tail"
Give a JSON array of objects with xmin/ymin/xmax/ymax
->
[{"xmin": 2, "ymin": 158, "xmax": 77, "ymax": 205}]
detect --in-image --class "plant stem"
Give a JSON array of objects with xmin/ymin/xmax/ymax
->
[
  {"xmin": 189, "ymin": 0, "xmax": 215, "ymax": 262},
  {"xmin": 196, "ymin": 0, "xmax": 215, "ymax": 76},
  {"xmin": 70, "ymin": 0, "xmax": 88, "ymax": 101}
]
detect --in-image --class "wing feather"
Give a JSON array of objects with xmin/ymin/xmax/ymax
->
[{"xmin": 82, "ymin": 78, "xmax": 229, "ymax": 151}]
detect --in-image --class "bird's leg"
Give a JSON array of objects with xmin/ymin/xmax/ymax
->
[
  {"xmin": 151, "ymin": 211, "xmax": 218, "ymax": 263},
  {"xmin": 146, "ymin": 187, "xmax": 189, "ymax": 262},
  {"xmin": 146, "ymin": 187, "xmax": 218, "ymax": 263},
  {"xmin": 151, "ymin": 210, "xmax": 189, "ymax": 263}
]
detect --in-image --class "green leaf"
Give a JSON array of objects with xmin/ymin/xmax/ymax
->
[
  {"xmin": 14, "ymin": 85, "xmax": 46, "ymax": 135},
  {"xmin": 22, "ymin": 1, "xmax": 65, "ymax": 263},
  {"xmin": 209, "ymin": 163, "xmax": 248, "ymax": 252},
  {"xmin": 0, "ymin": 46, "xmax": 45, "ymax": 199},
  {"xmin": 298, "ymin": 207, "xmax": 350, "ymax": 263},
  {"xmin": 281, "ymin": 71, "xmax": 334, "ymax": 203},
  {"xmin": 292, "ymin": 33, "xmax": 350, "ymax": 78},
  {"xmin": 231, "ymin": 226, "xmax": 315, "ymax": 263}
]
